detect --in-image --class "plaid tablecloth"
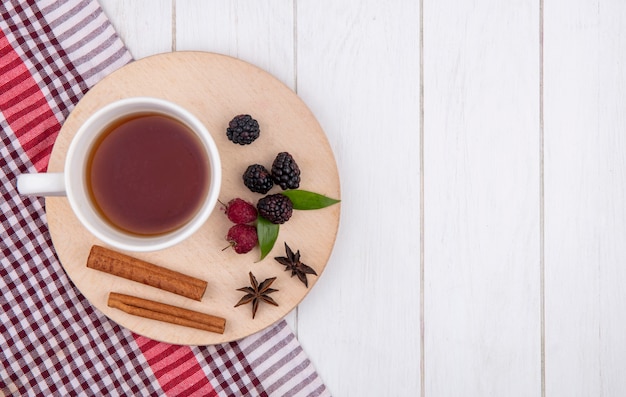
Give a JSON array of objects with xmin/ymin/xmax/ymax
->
[{"xmin": 0, "ymin": 1, "xmax": 329, "ymax": 396}]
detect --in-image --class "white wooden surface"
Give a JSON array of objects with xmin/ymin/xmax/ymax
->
[{"xmin": 98, "ymin": 1, "xmax": 626, "ymax": 396}]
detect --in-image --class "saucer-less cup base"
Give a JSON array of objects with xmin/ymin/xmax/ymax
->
[{"xmin": 17, "ymin": 97, "xmax": 221, "ymax": 252}]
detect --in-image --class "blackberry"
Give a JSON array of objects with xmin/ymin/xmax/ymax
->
[
  {"xmin": 271, "ymin": 152, "xmax": 300, "ymax": 190},
  {"xmin": 243, "ymin": 164, "xmax": 274, "ymax": 194},
  {"xmin": 257, "ymin": 194, "xmax": 293, "ymax": 224},
  {"xmin": 226, "ymin": 114, "xmax": 260, "ymax": 145}
]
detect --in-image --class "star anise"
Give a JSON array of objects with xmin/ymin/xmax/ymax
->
[
  {"xmin": 274, "ymin": 243, "xmax": 317, "ymax": 288},
  {"xmin": 234, "ymin": 272, "xmax": 278, "ymax": 319}
]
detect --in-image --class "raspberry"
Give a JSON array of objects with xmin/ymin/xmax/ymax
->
[
  {"xmin": 226, "ymin": 114, "xmax": 260, "ymax": 145},
  {"xmin": 242, "ymin": 164, "xmax": 274, "ymax": 194},
  {"xmin": 271, "ymin": 152, "xmax": 300, "ymax": 190},
  {"xmin": 225, "ymin": 224, "xmax": 258, "ymax": 254},
  {"xmin": 221, "ymin": 198, "xmax": 257, "ymax": 224},
  {"xmin": 257, "ymin": 194, "xmax": 293, "ymax": 224}
]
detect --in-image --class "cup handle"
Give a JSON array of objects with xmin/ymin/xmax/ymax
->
[{"xmin": 17, "ymin": 173, "xmax": 67, "ymax": 197}]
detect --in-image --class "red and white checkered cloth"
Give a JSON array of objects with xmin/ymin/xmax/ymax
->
[{"xmin": 0, "ymin": 1, "xmax": 330, "ymax": 395}]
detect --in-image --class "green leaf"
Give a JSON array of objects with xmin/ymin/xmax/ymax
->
[
  {"xmin": 281, "ymin": 190, "xmax": 341, "ymax": 210},
  {"xmin": 256, "ymin": 215, "xmax": 279, "ymax": 261}
]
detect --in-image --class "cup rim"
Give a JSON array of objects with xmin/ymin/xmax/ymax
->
[{"xmin": 65, "ymin": 96, "xmax": 221, "ymax": 252}]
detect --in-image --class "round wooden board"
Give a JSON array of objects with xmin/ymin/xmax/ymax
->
[{"xmin": 46, "ymin": 52, "xmax": 341, "ymax": 345}]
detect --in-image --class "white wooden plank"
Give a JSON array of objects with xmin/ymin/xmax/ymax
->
[
  {"xmin": 423, "ymin": 1, "xmax": 541, "ymax": 395},
  {"xmin": 544, "ymin": 1, "xmax": 626, "ymax": 395},
  {"xmin": 296, "ymin": 1, "xmax": 421, "ymax": 396},
  {"xmin": 175, "ymin": 0, "xmax": 295, "ymax": 88},
  {"xmin": 175, "ymin": 0, "xmax": 298, "ymax": 332},
  {"xmin": 99, "ymin": 0, "xmax": 173, "ymax": 59}
]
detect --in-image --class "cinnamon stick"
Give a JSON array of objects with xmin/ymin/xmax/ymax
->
[
  {"xmin": 87, "ymin": 245, "xmax": 207, "ymax": 301},
  {"xmin": 108, "ymin": 292, "xmax": 226, "ymax": 334}
]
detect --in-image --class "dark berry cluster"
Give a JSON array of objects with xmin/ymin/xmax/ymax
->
[
  {"xmin": 242, "ymin": 152, "xmax": 301, "ymax": 194},
  {"xmin": 257, "ymin": 194, "xmax": 293, "ymax": 224},
  {"xmin": 226, "ymin": 114, "xmax": 260, "ymax": 145},
  {"xmin": 271, "ymin": 152, "xmax": 300, "ymax": 190},
  {"xmin": 223, "ymin": 115, "xmax": 306, "ymax": 256},
  {"xmin": 243, "ymin": 164, "xmax": 274, "ymax": 194}
]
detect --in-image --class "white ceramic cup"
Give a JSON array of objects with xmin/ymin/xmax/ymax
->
[{"xmin": 17, "ymin": 97, "xmax": 221, "ymax": 252}]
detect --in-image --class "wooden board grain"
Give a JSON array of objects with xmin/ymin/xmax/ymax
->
[{"xmin": 46, "ymin": 51, "xmax": 340, "ymax": 345}]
